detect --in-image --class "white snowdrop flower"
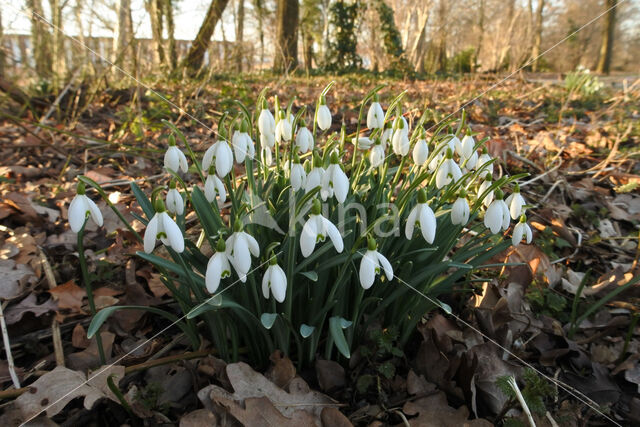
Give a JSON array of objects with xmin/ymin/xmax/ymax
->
[
  {"xmin": 413, "ymin": 137, "xmax": 429, "ymax": 166},
  {"xmin": 392, "ymin": 118, "xmax": 410, "ymax": 156},
  {"xmin": 321, "ymin": 152, "xmax": 349, "ymax": 203},
  {"xmin": 144, "ymin": 200, "xmax": 184, "ymax": 254},
  {"xmin": 165, "ymin": 181, "xmax": 184, "ymax": 215},
  {"xmin": 204, "ymin": 167, "xmax": 227, "ymax": 205},
  {"xmin": 478, "ymin": 176, "xmax": 495, "ymax": 208},
  {"xmin": 458, "ymin": 134, "xmax": 478, "ymax": 170},
  {"xmin": 261, "ymin": 146, "xmax": 273, "ymax": 166},
  {"xmin": 275, "ymin": 111, "xmax": 294, "ymax": 143},
  {"xmin": 305, "ymin": 153, "xmax": 325, "ymax": 194},
  {"xmin": 356, "ymin": 136, "xmax": 374, "ymax": 150},
  {"xmin": 202, "ymin": 139, "xmax": 234, "ymax": 178},
  {"xmin": 405, "ymin": 189, "xmax": 437, "ymax": 244},
  {"xmin": 300, "ymin": 199, "xmax": 344, "ymax": 258},
  {"xmin": 429, "ymin": 136, "xmax": 456, "ymax": 171},
  {"xmin": 435, "ymin": 149, "xmax": 463, "ymax": 189},
  {"xmin": 68, "ymin": 182, "xmax": 103, "ymax": 233},
  {"xmin": 450, "ymin": 135, "xmax": 463, "ymax": 156},
  {"xmin": 316, "ymin": 96, "xmax": 332, "ymax": 131},
  {"xmin": 205, "ymin": 239, "xmax": 232, "ymax": 293},
  {"xmin": 359, "ymin": 237, "xmax": 393, "ymax": 290},
  {"xmin": 428, "ymin": 151, "xmax": 444, "ymax": 172},
  {"xmin": 164, "ymin": 137, "xmax": 188, "ymax": 173},
  {"xmin": 393, "ymin": 116, "xmax": 409, "ymax": 136},
  {"xmin": 367, "ymin": 97, "xmax": 385, "ymax": 129},
  {"xmin": 381, "ymin": 125, "xmax": 393, "ymax": 147},
  {"xmin": 477, "ymin": 150, "xmax": 494, "ymax": 176},
  {"xmin": 258, "ymin": 104, "xmax": 276, "ymax": 148},
  {"xmin": 295, "ymin": 125, "xmax": 314, "ymax": 153},
  {"xmin": 290, "ymin": 155, "xmax": 306, "ymax": 191},
  {"xmin": 484, "ymin": 190, "xmax": 510, "ymax": 234},
  {"xmin": 451, "ymin": 195, "xmax": 470, "ymax": 226},
  {"xmin": 232, "ymin": 120, "xmax": 255, "ymax": 163},
  {"xmin": 463, "ymin": 151, "xmax": 479, "ymax": 171},
  {"xmin": 505, "ymin": 184, "xmax": 527, "ymax": 220},
  {"xmin": 512, "ymin": 216, "xmax": 533, "ymax": 246},
  {"xmin": 370, "ymin": 138, "xmax": 386, "ymax": 167},
  {"xmin": 262, "ymin": 254, "xmax": 287, "ymax": 303},
  {"xmin": 225, "ymin": 221, "xmax": 260, "ymax": 282}
]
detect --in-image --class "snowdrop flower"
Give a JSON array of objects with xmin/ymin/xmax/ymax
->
[
  {"xmin": 391, "ymin": 117, "xmax": 410, "ymax": 156},
  {"xmin": 204, "ymin": 166, "xmax": 226, "ymax": 204},
  {"xmin": 451, "ymin": 193, "xmax": 470, "ymax": 225},
  {"xmin": 225, "ymin": 220, "xmax": 260, "ymax": 282},
  {"xmin": 258, "ymin": 102, "xmax": 276, "ymax": 148},
  {"xmin": 367, "ymin": 95, "xmax": 385, "ymax": 129},
  {"xmin": 428, "ymin": 136, "xmax": 455, "ymax": 172},
  {"xmin": 165, "ymin": 181, "xmax": 184, "ymax": 215},
  {"xmin": 477, "ymin": 148, "xmax": 494, "ymax": 176},
  {"xmin": 356, "ymin": 136, "xmax": 374, "ymax": 150},
  {"xmin": 275, "ymin": 111, "xmax": 293, "ymax": 143},
  {"xmin": 262, "ymin": 254, "xmax": 287, "ymax": 303},
  {"xmin": 459, "ymin": 134, "xmax": 478, "ymax": 170},
  {"xmin": 484, "ymin": 190, "xmax": 510, "ymax": 234},
  {"xmin": 450, "ymin": 134, "xmax": 463, "ymax": 156},
  {"xmin": 412, "ymin": 132, "xmax": 429, "ymax": 166},
  {"xmin": 478, "ymin": 173, "xmax": 495, "ymax": 207},
  {"xmin": 68, "ymin": 181, "xmax": 103, "ymax": 233},
  {"xmin": 295, "ymin": 124, "xmax": 314, "ymax": 153},
  {"xmin": 359, "ymin": 237, "xmax": 393, "ymax": 289},
  {"xmin": 300, "ymin": 199, "xmax": 344, "ymax": 258},
  {"xmin": 261, "ymin": 146, "xmax": 273, "ymax": 166},
  {"xmin": 316, "ymin": 96, "xmax": 332, "ymax": 131},
  {"xmin": 321, "ymin": 152, "xmax": 349, "ymax": 203},
  {"xmin": 202, "ymin": 139, "xmax": 234, "ymax": 178},
  {"xmin": 370, "ymin": 138, "xmax": 386, "ymax": 167},
  {"xmin": 405, "ymin": 189, "xmax": 437, "ymax": 244},
  {"xmin": 505, "ymin": 184, "xmax": 527, "ymax": 220},
  {"xmin": 164, "ymin": 136, "xmax": 188, "ymax": 173},
  {"xmin": 232, "ymin": 120, "xmax": 255, "ymax": 163},
  {"xmin": 512, "ymin": 215, "xmax": 533, "ymax": 246},
  {"xmin": 290, "ymin": 154, "xmax": 306, "ymax": 191},
  {"xmin": 435, "ymin": 149, "xmax": 463, "ymax": 189},
  {"xmin": 205, "ymin": 239, "xmax": 232, "ymax": 293},
  {"xmin": 305, "ymin": 153, "xmax": 325, "ymax": 194},
  {"xmin": 381, "ymin": 123, "xmax": 393, "ymax": 147},
  {"xmin": 144, "ymin": 199, "xmax": 184, "ymax": 254}
]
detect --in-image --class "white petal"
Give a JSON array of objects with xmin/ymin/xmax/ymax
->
[
  {"xmin": 525, "ymin": 224, "xmax": 533, "ymax": 243},
  {"xmin": 370, "ymin": 145, "xmax": 385, "ymax": 167},
  {"xmin": 204, "ymin": 175, "xmax": 217, "ymax": 203},
  {"xmin": 261, "ymin": 268, "xmax": 271, "ymax": 299},
  {"xmin": 178, "ymin": 149, "xmax": 188, "ymax": 173},
  {"xmin": 317, "ymin": 105, "xmax": 332, "ymax": 130},
  {"xmin": 419, "ymin": 204, "xmax": 437, "ymax": 244},
  {"xmin": 202, "ymin": 144, "xmax": 215, "ymax": 171},
  {"xmin": 405, "ymin": 205, "xmax": 418, "ymax": 239},
  {"xmin": 357, "ymin": 137, "xmax": 373, "ymax": 150},
  {"xmin": 451, "ymin": 198, "xmax": 464, "ymax": 225},
  {"xmin": 435, "ymin": 163, "xmax": 449, "ymax": 189},
  {"xmin": 461, "ymin": 135, "xmax": 475, "ymax": 159},
  {"xmin": 323, "ymin": 217, "xmax": 344, "ymax": 253},
  {"xmin": 68, "ymin": 195, "xmax": 88, "ymax": 233},
  {"xmin": 230, "ymin": 233, "xmax": 251, "ymax": 275},
  {"xmin": 359, "ymin": 252, "xmax": 377, "ymax": 289},
  {"xmin": 162, "ymin": 213, "xmax": 184, "ymax": 253},
  {"xmin": 501, "ymin": 201, "xmax": 511, "ymax": 231},
  {"xmin": 214, "ymin": 175, "xmax": 227, "ymax": 204},
  {"xmin": 376, "ymin": 251, "xmax": 393, "ymax": 281},
  {"xmin": 144, "ymin": 214, "xmax": 159, "ymax": 253},
  {"xmin": 333, "ymin": 167, "xmax": 349, "ymax": 203},
  {"xmin": 206, "ymin": 253, "xmax": 224, "ymax": 293},
  {"xmin": 413, "ymin": 139, "xmax": 429, "ymax": 165},
  {"xmin": 484, "ymin": 201, "xmax": 502, "ymax": 234},
  {"xmin": 166, "ymin": 189, "xmax": 184, "ymax": 215},
  {"xmin": 300, "ymin": 217, "xmax": 318, "ymax": 257},
  {"xmin": 216, "ymin": 142, "xmax": 233, "ymax": 177},
  {"xmin": 367, "ymin": 102, "xmax": 384, "ymax": 129},
  {"xmin": 512, "ymin": 223, "xmax": 525, "ymax": 246},
  {"xmin": 271, "ymin": 265, "xmax": 287, "ymax": 303},
  {"xmin": 164, "ymin": 146, "xmax": 179, "ymax": 172},
  {"xmin": 291, "ymin": 164, "xmax": 306, "ymax": 191},
  {"xmin": 243, "ymin": 232, "xmax": 260, "ymax": 257},
  {"xmin": 305, "ymin": 168, "xmax": 324, "ymax": 193}
]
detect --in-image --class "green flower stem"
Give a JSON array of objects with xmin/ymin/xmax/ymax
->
[{"xmin": 78, "ymin": 221, "xmax": 106, "ymax": 365}]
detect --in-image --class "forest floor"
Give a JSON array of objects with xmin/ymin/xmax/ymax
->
[{"xmin": 0, "ymin": 72, "xmax": 639, "ymax": 426}]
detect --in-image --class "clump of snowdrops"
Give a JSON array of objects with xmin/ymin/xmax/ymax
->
[{"xmin": 71, "ymin": 83, "xmax": 531, "ymax": 368}]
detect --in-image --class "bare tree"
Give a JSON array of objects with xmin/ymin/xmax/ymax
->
[
  {"xmin": 596, "ymin": 0, "xmax": 617, "ymax": 74},
  {"xmin": 27, "ymin": 0, "xmax": 53, "ymax": 78},
  {"xmin": 530, "ymin": 0, "xmax": 545, "ymax": 72},
  {"xmin": 0, "ymin": 9, "xmax": 5, "ymax": 78},
  {"xmin": 474, "ymin": 0, "xmax": 485, "ymax": 70},
  {"xmin": 182, "ymin": 0, "xmax": 230, "ymax": 72},
  {"xmin": 235, "ymin": 0, "xmax": 245, "ymax": 72},
  {"xmin": 113, "ymin": 0, "xmax": 136, "ymax": 69},
  {"xmin": 274, "ymin": 0, "xmax": 299, "ymax": 72},
  {"xmin": 163, "ymin": 0, "xmax": 177, "ymax": 70},
  {"xmin": 146, "ymin": 0, "xmax": 165, "ymax": 65},
  {"xmin": 252, "ymin": 0, "xmax": 267, "ymax": 67}
]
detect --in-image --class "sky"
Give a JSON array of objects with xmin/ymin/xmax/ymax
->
[{"xmin": 0, "ymin": 0, "xmax": 241, "ymax": 41}]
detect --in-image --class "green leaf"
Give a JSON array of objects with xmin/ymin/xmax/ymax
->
[
  {"xmin": 88, "ymin": 305, "xmax": 187, "ymax": 340},
  {"xmin": 300, "ymin": 324, "xmax": 315, "ymax": 338},
  {"xmin": 261, "ymin": 313, "xmax": 278, "ymax": 329},
  {"xmin": 299, "ymin": 271, "xmax": 318, "ymax": 282},
  {"xmin": 329, "ymin": 316, "xmax": 351, "ymax": 358},
  {"xmin": 131, "ymin": 182, "xmax": 154, "ymax": 219}
]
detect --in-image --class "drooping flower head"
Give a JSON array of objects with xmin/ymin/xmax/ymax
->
[
  {"xmin": 405, "ymin": 189, "xmax": 437, "ymax": 244},
  {"xmin": 367, "ymin": 94, "xmax": 385, "ymax": 129},
  {"xmin": 359, "ymin": 236, "xmax": 393, "ymax": 290},
  {"xmin": 232, "ymin": 119, "xmax": 255, "ymax": 164},
  {"xmin": 412, "ymin": 129, "xmax": 429, "ymax": 166},
  {"xmin": 305, "ymin": 152, "xmax": 325, "ymax": 194},
  {"xmin": 275, "ymin": 110, "xmax": 293, "ymax": 143},
  {"xmin": 205, "ymin": 238, "xmax": 232, "ymax": 293},
  {"xmin": 300, "ymin": 199, "xmax": 344, "ymax": 258},
  {"xmin": 295, "ymin": 120, "xmax": 314, "ymax": 153},
  {"xmin": 317, "ymin": 95, "xmax": 332, "ymax": 131},
  {"xmin": 204, "ymin": 165, "xmax": 227, "ymax": 205},
  {"xmin": 144, "ymin": 197, "xmax": 184, "ymax": 254},
  {"xmin": 202, "ymin": 139, "xmax": 233, "ymax": 178},
  {"xmin": 512, "ymin": 214, "xmax": 533, "ymax": 246},
  {"xmin": 391, "ymin": 115, "xmax": 410, "ymax": 156},
  {"xmin": 165, "ymin": 180, "xmax": 184, "ymax": 216},
  {"xmin": 370, "ymin": 137, "xmax": 386, "ymax": 168},
  {"xmin": 451, "ymin": 190, "xmax": 470, "ymax": 226},
  {"xmin": 477, "ymin": 173, "xmax": 495, "ymax": 208},
  {"xmin": 68, "ymin": 181, "xmax": 103, "ymax": 233},
  {"xmin": 477, "ymin": 147, "xmax": 494, "ymax": 176},
  {"xmin": 258, "ymin": 99, "xmax": 276, "ymax": 148},
  {"xmin": 290, "ymin": 153, "xmax": 306, "ymax": 192},
  {"xmin": 262, "ymin": 253, "xmax": 287, "ymax": 303},
  {"xmin": 321, "ymin": 151, "xmax": 349, "ymax": 203},
  {"xmin": 484, "ymin": 189, "xmax": 510, "ymax": 234},
  {"xmin": 459, "ymin": 133, "xmax": 478, "ymax": 170},
  {"xmin": 505, "ymin": 183, "xmax": 527, "ymax": 220},
  {"xmin": 435, "ymin": 148, "xmax": 463, "ymax": 189},
  {"xmin": 164, "ymin": 135, "xmax": 188, "ymax": 174},
  {"xmin": 225, "ymin": 219, "xmax": 260, "ymax": 282}
]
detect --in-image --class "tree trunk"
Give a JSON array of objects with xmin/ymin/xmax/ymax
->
[
  {"xmin": 27, "ymin": 0, "xmax": 52, "ymax": 78},
  {"xmin": 163, "ymin": 0, "xmax": 177, "ymax": 70},
  {"xmin": 147, "ymin": 0, "xmax": 165, "ymax": 65},
  {"xmin": 49, "ymin": 0, "xmax": 66, "ymax": 86},
  {"xmin": 435, "ymin": 0, "xmax": 447, "ymax": 73},
  {"xmin": 474, "ymin": 0, "xmax": 485, "ymax": 71},
  {"xmin": 596, "ymin": 0, "xmax": 617, "ymax": 74},
  {"xmin": 252, "ymin": 0, "xmax": 265, "ymax": 67},
  {"xmin": 113, "ymin": 0, "xmax": 132, "ymax": 66},
  {"xmin": 0, "ymin": 9, "xmax": 5, "ymax": 78},
  {"xmin": 409, "ymin": 5, "xmax": 430, "ymax": 72},
  {"xmin": 274, "ymin": 0, "xmax": 299, "ymax": 72},
  {"xmin": 182, "ymin": 0, "xmax": 230, "ymax": 72},
  {"xmin": 235, "ymin": 0, "xmax": 245, "ymax": 72},
  {"xmin": 530, "ymin": 0, "xmax": 545, "ymax": 72}
]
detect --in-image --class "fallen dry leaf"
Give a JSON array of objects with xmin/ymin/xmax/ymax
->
[{"xmin": 4, "ymin": 293, "xmax": 57, "ymax": 324}]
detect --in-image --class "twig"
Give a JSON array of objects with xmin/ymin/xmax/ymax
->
[
  {"xmin": 507, "ymin": 376, "xmax": 536, "ymax": 427},
  {"xmin": 0, "ymin": 302, "xmax": 20, "ymax": 389}
]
